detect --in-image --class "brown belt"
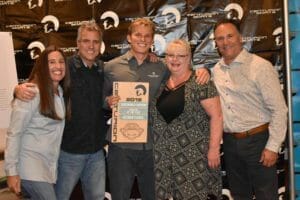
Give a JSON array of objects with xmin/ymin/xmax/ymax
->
[{"xmin": 225, "ymin": 123, "xmax": 269, "ymax": 139}]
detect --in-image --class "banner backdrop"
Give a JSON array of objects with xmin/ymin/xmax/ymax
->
[{"xmin": 0, "ymin": 0, "xmax": 287, "ymax": 199}]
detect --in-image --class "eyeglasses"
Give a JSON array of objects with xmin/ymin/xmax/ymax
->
[{"xmin": 166, "ymin": 54, "xmax": 188, "ymax": 59}]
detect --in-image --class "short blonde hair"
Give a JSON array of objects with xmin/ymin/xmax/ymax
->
[
  {"xmin": 166, "ymin": 39, "xmax": 191, "ymax": 55},
  {"xmin": 127, "ymin": 18, "xmax": 155, "ymax": 37}
]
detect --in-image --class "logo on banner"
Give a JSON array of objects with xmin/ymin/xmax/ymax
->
[
  {"xmin": 27, "ymin": 0, "xmax": 43, "ymax": 9},
  {"xmin": 224, "ymin": 3, "xmax": 243, "ymax": 20},
  {"xmin": 162, "ymin": 7, "xmax": 181, "ymax": 25},
  {"xmin": 152, "ymin": 34, "xmax": 166, "ymax": 55},
  {"xmin": 222, "ymin": 188, "xmax": 233, "ymax": 200},
  {"xmin": 27, "ymin": 41, "xmax": 45, "ymax": 59},
  {"xmin": 41, "ymin": 15, "xmax": 59, "ymax": 33},
  {"xmin": 273, "ymin": 27, "xmax": 282, "ymax": 46},
  {"xmin": 101, "ymin": 41, "xmax": 105, "ymax": 54},
  {"xmin": 87, "ymin": 0, "xmax": 102, "ymax": 5},
  {"xmin": 209, "ymin": 32, "xmax": 216, "ymax": 49},
  {"xmin": 100, "ymin": 11, "xmax": 119, "ymax": 30}
]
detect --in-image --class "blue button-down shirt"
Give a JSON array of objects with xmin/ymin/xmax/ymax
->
[{"xmin": 5, "ymin": 86, "xmax": 65, "ymax": 183}]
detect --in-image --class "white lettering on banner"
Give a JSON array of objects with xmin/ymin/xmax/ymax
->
[
  {"xmin": 65, "ymin": 21, "xmax": 88, "ymax": 27},
  {"xmin": 250, "ymin": 8, "xmax": 281, "ymax": 15},
  {"xmin": 0, "ymin": 0, "xmax": 20, "ymax": 6},
  {"xmin": 242, "ymin": 36, "xmax": 268, "ymax": 43},
  {"xmin": 187, "ymin": 12, "xmax": 220, "ymax": 19},
  {"xmin": 125, "ymin": 16, "xmax": 155, "ymax": 22},
  {"xmin": 60, "ymin": 47, "xmax": 78, "ymax": 53},
  {"xmin": 5, "ymin": 24, "xmax": 36, "ymax": 30},
  {"xmin": 111, "ymin": 43, "xmax": 130, "ymax": 50},
  {"xmin": 14, "ymin": 50, "xmax": 23, "ymax": 54}
]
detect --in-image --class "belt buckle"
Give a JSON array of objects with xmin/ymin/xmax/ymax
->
[{"xmin": 245, "ymin": 130, "xmax": 250, "ymax": 137}]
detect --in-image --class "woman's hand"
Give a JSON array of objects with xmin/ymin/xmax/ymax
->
[
  {"xmin": 195, "ymin": 67, "xmax": 211, "ymax": 85},
  {"xmin": 207, "ymin": 147, "xmax": 220, "ymax": 169},
  {"xmin": 7, "ymin": 175, "xmax": 21, "ymax": 195}
]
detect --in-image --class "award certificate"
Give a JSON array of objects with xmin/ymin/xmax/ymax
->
[{"xmin": 112, "ymin": 82, "xmax": 149, "ymax": 143}]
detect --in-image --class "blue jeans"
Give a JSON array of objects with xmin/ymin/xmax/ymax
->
[
  {"xmin": 21, "ymin": 180, "xmax": 56, "ymax": 200},
  {"xmin": 55, "ymin": 149, "xmax": 106, "ymax": 200}
]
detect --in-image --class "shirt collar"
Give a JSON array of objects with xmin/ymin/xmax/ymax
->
[
  {"xmin": 124, "ymin": 50, "xmax": 150, "ymax": 64},
  {"xmin": 81, "ymin": 59, "xmax": 97, "ymax": 68},
  {"xmin": 74, "ymin": 54, "xmax": 97, "ymax": 69},
  {"xmin": 219, "ymin": 48, "xmax": 247, "ymax": 69}
]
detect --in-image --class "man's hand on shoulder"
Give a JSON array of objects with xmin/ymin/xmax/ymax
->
[
  {"xmin": 195, "ymin": 67, "xmax": 211, "ymax": 85},
  {"xmin": 14, "ymin": 82, "xmax": 37, "ymax": 102},
  {"xmin": 148, "ymin": 52, "xmax": 160, "ymax": 63}
]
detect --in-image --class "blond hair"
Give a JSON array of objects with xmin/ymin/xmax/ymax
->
[
  {"xmin": 166, "ymin": 39, "xmax": 191, "ymax": 55},
  {"xmin": 128, "ymin": 18, "xmax": 155, "ymax": 37}
]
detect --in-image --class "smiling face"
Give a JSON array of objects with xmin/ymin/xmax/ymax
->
[
  {"xmin": 77, "ymin": 29, "xmax": 101, "ymax": 67},
  {"xmin": 165, "ymin": 40, "xmax": 191, "ymax": 76},
  {"xmin": 127, "ymin": 24, "xmax": 154, "ymax": 58},
  {"xmin": 48, "ymin": 51, "xmax": 66, "ymax": 87},
  {"xmin": 214, "ymin": 22, "xmax": 243, "ymax": 65}
]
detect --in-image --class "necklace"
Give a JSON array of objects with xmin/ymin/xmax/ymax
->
[{"xmin": 167, "ymin": 71, "xmax": 192, "ymax": 91}]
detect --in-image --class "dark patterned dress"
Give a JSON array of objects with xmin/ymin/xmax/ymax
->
[{"xmin": 150, "ymin": 74, "xmax": 222, "ymax": 200}]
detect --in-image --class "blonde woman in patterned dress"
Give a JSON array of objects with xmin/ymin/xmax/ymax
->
[{"xmin": 150, "ymin": 39, "xmax": 223, "ymax": 200}]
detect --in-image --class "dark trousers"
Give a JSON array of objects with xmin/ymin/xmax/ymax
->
[
  {"xmin": 107, "ymin": 144, "xmax": 155, "ymax": 200},
  {"xmin": 223, "ymin": 130, "xmax": 278, "ymax": 200}
]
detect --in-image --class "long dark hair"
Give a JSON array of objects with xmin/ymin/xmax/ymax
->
[{"xmin": 28, "ymin": 45, "xmax": 71, "ymax": 120}]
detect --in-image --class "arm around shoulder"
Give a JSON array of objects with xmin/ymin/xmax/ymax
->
[{"xmin": 14, "ymin": 82, "xmax": 37, "ymax": 102}]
